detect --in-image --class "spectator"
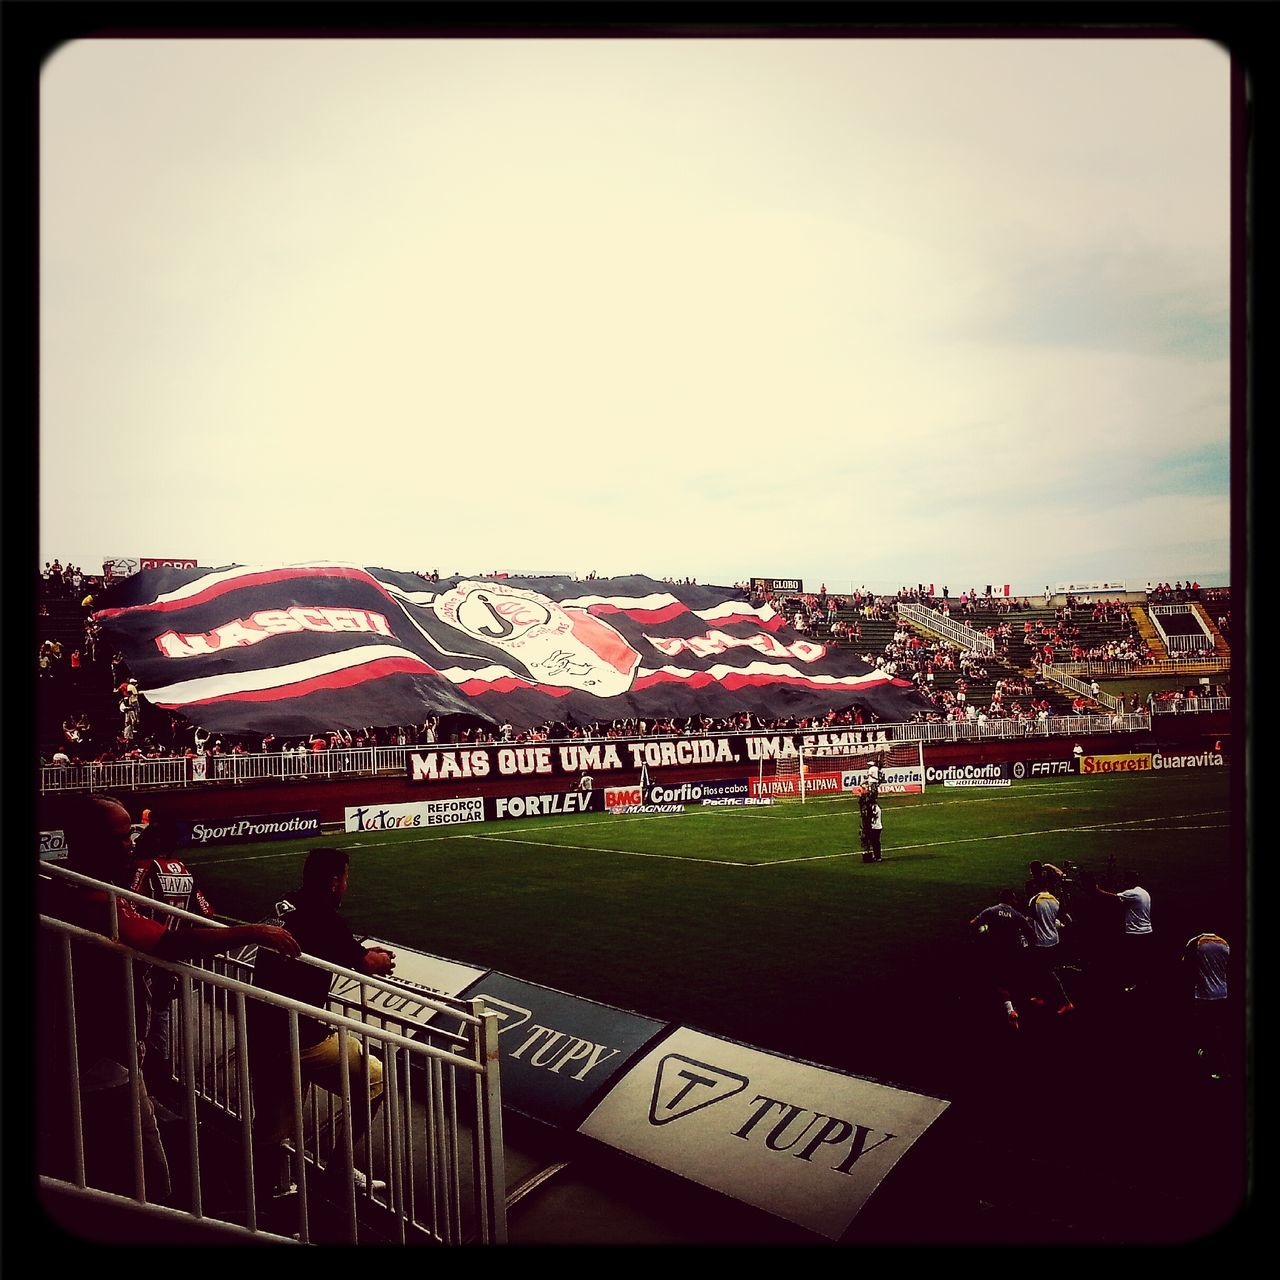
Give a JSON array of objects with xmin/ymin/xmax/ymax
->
[
  {"xmin": 128, "ymin": 814, "xmax": 218, "ymax": 1112},
  {"xmin": 41, "ymin": 795, "xmax": 299, "ymax": 1201},
  {"xmin": 250, "ymin": 848, "xmax": 397, "ymax": 1205}
]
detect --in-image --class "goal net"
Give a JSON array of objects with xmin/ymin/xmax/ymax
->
[{"xmin": 758, "ymin": 739, "xmax": 926, "ymax": 802}]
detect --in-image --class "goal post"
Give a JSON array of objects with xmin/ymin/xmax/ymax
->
[{"xmin": 760, "ymin": 740, "xmax": 927, "ymax": 801}]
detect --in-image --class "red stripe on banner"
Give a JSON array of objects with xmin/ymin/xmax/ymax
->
[
  {"xmin": 95, "ymin": 565, "xmax": 397, "ymax": 620},
  {"xmin": 152, "ymin": 655, "xmax": 432, "ymax": 708},
  {"xmin": 716, "ymin": 611, "xmax": 786, "ymax": 632},
  {"xmin": 456, "ymin": 676, "xmax": 573, "ymax": 698},
  {"xmin": 633, "ymin": 669, "xmax": 907, "ymax": 694},
  {"xmin": 585, "ymin": 602, "xmax": 784, "ymax": 631},
  {"xmin": 586, "ymin": 602, "xmax": 690, "ymax": 624}
]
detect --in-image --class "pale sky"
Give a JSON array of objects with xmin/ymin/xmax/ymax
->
[{"xmin": 39, "ymin": 36, "xmax": 1235, "ymax": 596}]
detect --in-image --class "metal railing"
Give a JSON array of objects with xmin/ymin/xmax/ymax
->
[
  {"xmin": 890, "ymin": 712, "xmax": 1151, "ymax": 743},
  {"xmin": 38, "ymin": 867, "xmax": 506, "ymax": 1245},
  {"xmin": 1164, "ymin": 633, "xmax": 1215, "ymax": 654},
  {"xmin": 1149, "ymin": 697, "xmax": 1232, "ymax": 715},
  {"xmin": 896, "ymin": 602, "xmax": 996, "ymax": 656},
  {"xmin": 1040, "ymin": 663, "xmax": 1122, "ymax": 711},
  {"xmin": 1148, "ymin": 606, "xmax": 1213, "ymax": 654},
  {"xmin": 40, "ymin": 746, "xmax": 412, "ymax": 794},
  {"xmin": 1049, "ymin": 657, "xmax": 1230, "ymax": 678}
]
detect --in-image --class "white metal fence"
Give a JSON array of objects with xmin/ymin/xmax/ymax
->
[
  {"xmin": 889, "ymin": 712, "xmax": 1151, "ymax": 742},
  {"xmin": 1049, "ymin": 658, "xmax": 1230, "ymax": 678},
  {"xmin": 38, "ymin": 867, "xmax": 507, "ymax": 1245},
  {"xmin": 1149, "ymin": 697, "xmax": 1232, "ymax": 716},
  {"xmin": 1040, "ymin": 663, "xmax": 1122, "ymax": 711},
  {"xmin": 1148, "ymin": 605, "xmax": 1214, "ymax": 654},
  {"xmin": 896, "ymin": 602, "xmax": 997, "ymax": 656}
]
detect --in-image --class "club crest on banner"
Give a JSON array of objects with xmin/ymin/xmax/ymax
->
[{"xmin": 432, "ymin": 581, "xmax": 640, "ymax": 696}]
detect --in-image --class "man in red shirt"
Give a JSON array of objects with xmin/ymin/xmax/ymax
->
[{"xmin": 41, "ymin": 795, "xmax": 299, "ymax": 1202}]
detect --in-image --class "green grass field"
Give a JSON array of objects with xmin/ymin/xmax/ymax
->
[
  {"xmin": 189, "ymin": 771, "xmax": 1237, "ymax": 1095},
  {"xmin": 179, "ymin": 768, "xmax": 1246, "ymax": 1240}
]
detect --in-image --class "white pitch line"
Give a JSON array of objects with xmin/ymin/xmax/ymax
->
[{"xmin": 459, "ymin": 832, "xmax": 751, "ymax": 866}]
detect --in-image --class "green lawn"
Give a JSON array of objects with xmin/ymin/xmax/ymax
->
[{"xmin": 190, "ymin": 771, "xmax": 1237, "ymax": 1094}]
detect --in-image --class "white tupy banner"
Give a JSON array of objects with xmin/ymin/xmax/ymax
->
[{"xmin": 579, "ymin": 1026, "xmax": 948, "ymax": 1240}]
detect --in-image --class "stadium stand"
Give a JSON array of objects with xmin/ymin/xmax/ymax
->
[{"xmin": 32, "ymin": 565, "xmax": 1239, "ymax": 1245}]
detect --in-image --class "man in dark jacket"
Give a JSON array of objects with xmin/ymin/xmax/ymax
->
[{"xmin": 250, "ymin": 848, "xmax": 396, "ymax": 1200}]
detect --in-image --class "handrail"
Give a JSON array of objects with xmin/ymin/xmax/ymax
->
[
  {"xmin": 896, "ymin": 602, "xmax": 996, "ymax": 656},
  {"xmin": 38, "ymin": 867, "xmax": 506, "ymax": 1244},
  {"xmin": 1040, "ymin": 663, "xmax": 1122, "ymax": 711}
]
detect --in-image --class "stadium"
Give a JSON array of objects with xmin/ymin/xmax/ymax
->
[
  {"xmin": 25, "ymin": 24, "xmax": 1247, "ymax": 1253},
  {"xmin": 34, "ymin": 565, "xmax": 1246, "ymax": 1245}
]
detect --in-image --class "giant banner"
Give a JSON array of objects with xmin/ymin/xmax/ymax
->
[
  {"xmin": 406, "ymin": 729, "xmax": 902, "ymax": 785},
  {"xmin": 91, "ymin": 567, "xmax": 930, "ymax": 736}
]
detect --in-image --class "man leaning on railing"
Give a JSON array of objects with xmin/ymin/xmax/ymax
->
[
  {"xmin": 39, "ymin": 794, "xmax": 300, "ymax": 1204},
  {"xmin": 248, "ymin": 848, "xmax": 396, "ymax": 1214}
]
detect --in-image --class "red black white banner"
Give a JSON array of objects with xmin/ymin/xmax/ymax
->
[{"xmin": 93, "ymin": 566, "xmax": 931, "ymax": 736}]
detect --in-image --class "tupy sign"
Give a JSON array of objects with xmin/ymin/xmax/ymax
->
[
  {"xmin": 579, "ymin": 1026, "xmax": 949, "ymax": 1241},
  {"xmin": 453, "ymin": 972, "xmax": 668, "ymax": 1127}
]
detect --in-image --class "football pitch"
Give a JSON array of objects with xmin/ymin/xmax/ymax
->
[{"xmin": 189, "ymin": 771, "xmax": 1237, "ymax": 1097}]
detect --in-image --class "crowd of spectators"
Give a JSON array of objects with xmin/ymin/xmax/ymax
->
[
  {"xmin": 1146, "ymin": 580, "xmax": 1204, "ymax": 604},
  {"xmin": 1019, "ymin": 601, "xmax": 1152, "ymax": 668}
]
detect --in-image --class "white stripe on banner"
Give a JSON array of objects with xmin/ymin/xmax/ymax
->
[
  {"xmin": 141, "ymin": 560, "xmax": 371, "ymax": 607},
  {"xmin": 147, "ymin": 643, "xmax": 425, "ymax": 703},
  {"xmin": 638, "ymin": 660, "xmax": 895, "ymax": 688},
  {"xmin": 694, "ymin": 600, "xmax": 780, "ymax": 624},
  {"xmin": 560, "ymin": 591, "xmax": 685, "ymax": 611},
  {"xmin": 561, "ymin": 591, "xmax": 780, "ymax": 626},
  {"xmin": 437, "ymin": 662, "xmax": 531, "ymax": 685}
]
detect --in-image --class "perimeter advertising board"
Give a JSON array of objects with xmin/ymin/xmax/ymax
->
[
  {"xmin": 579, "ymin": 1026, "xmax": 949, "ymax": 1240},
  {"xmin": 329, "ymin": 941, "xmax": 488, "ymax": 1038},
  {"xmin": 927, "ymin": 763, "xmax": 1012, "ymax": 787},
  {"xmin": 487, "ymin": 790, "xmax": 601, "ymax": 820},
  {"xmin": 344, "ymin": 797, "xmax": 484, "ymax": 832},
  {"xmin": 841, "ymin": 765, "xmax": 926, "ymax": 795},
  {"xmin": 40, "ymin": 830, "xmax": 68, "ymax": 862},
  {"xmin": 451, "ymin": 972, "xmax": 669, "ymax": 1126},
  {"xmin": 1009, "ymin": 759, "xmax": 1077, "ymax": 779},
  {"xmin": 1079, "ymin": 749, "xmax": 1225, "ymax": 776},
  {"xmin": 179, "ymin": 810, "xmax": 321, "ymax": 847}
]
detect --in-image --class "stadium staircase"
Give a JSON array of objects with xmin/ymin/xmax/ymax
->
[
  {"xmin": 1129, "ymin": 606, "xmax": 1169, "ymax": 660},
  {"xmin": 1190, "ymin": 602, "xmax": 1232, "ymax": 659}
]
